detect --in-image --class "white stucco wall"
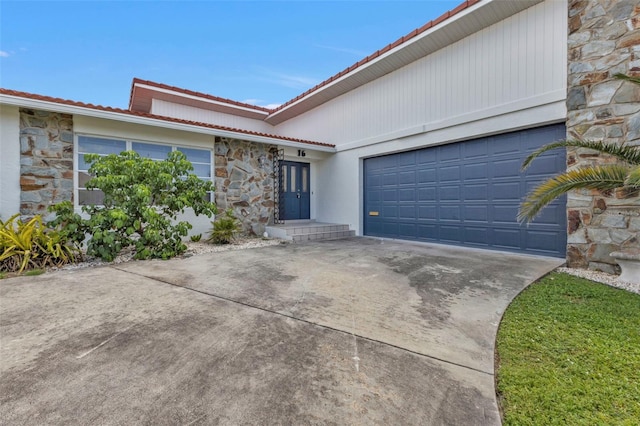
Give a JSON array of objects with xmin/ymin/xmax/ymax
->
[{"xmin": 0, "ymin": 105, "xmax": 21, "ymax": 220}]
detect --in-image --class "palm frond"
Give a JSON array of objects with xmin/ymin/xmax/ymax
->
[
  {"xmin": 625, "ymin": 165, "xmax": 640, "ymax": 188},
  {"xmin": 518, "ymin": 164, "xmax": 631, "ymax": 222},
  {"xmin": 521, "ymin": 140, "xmax": 640, "ymax": 171},
  {"xmin": 614, "ymin": 73, "xmax": 640, "ymax": 86}
]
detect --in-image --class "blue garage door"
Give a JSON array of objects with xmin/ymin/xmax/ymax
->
[{"xmin": 364, "ymin": 125, "xmax": 567, "ymax": 257}]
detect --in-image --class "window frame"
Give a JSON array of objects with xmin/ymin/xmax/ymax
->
[{"xmin": 74, "ymin": 134, "xmax": 214, "ymax": 207}]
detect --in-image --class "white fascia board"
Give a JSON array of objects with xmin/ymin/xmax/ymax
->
[
  {"xmin": 135, "ymin": 83, "xmax": 270, "ymax": 116},
  {"xmin": 0, "ymin": 94, "xmax": 335, "ymax": 153}
]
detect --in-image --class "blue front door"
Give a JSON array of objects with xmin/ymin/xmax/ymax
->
[{"xmin": 282, "ymin": 161, "xmax": 310, "ymax": 220}]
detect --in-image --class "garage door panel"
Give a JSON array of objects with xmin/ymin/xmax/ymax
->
[
  {"xmin": 439, "ymin": 165, "xmax": 461, "ymax": 181},
  {"xmin": 464, "ymin": 227, "xmax": 490, "ymax": 245},
  {"xmin": 493, "ymin": 205, "xmax": 520, "ymax": 223},
  {"xmin": 525, "ymin": 230, "xmax": 564, "ymax": 253},
  {"xmin": 439, "ymin": 144, "xmax": 462, "ymax": 162},
  {"xmin": 399, "ymin": 188, "xmax": 415, "ymax": 201},
  {"xmin": 399, "ymin": 205, "xmax": 416, "ymax": 219},
  {"xmin": 439, "ymin": 205, "xmax": 461, "ymax": 221},
  {"xmin": 464, "ymin": 184, "xmax": 488, "ymax": 201},
  {"xmin": 464, "ymin": 163, "xmax": 488, "ymax": 180},
  {"xmin": 399, "ymin": 171, "xmax": 416, "ymax": 184},
  {"xmin": 418, "ymin": 206, "xmax": 437, "ymax": 219},
  {"xmin": 398, "ymin": 223, "xmax": 417, "ymax": 237},
  {"xmin": 492, "ymin": 228, "xmax": 522, "ymax": 250},
  {"xmin": 464, "ymin": 205, "xmax": 489, "ymax": 222},
  {"xmin": 493, "ymin": 182, "xmax": 521, "ymax": 200},
  {"xmin": 525, "ymin": 154, "xmax": 561, "ymax": 176},
  {"xmin": 530, "ymin": 201, "xmax": 565, "ymax": 224},
  {"xmin": 382, "ymin": 173, "xmax": 398, "ymax": 186},
  {"xmin": 367, "ymin": 174, "xmax": 382, "ymax": 187},
  {"xmin": 383, "ymin": 205, "xmax": 398, "ymax": 218},
  {"xmin": 464, "ymin": 141, "xmax": 488, "ymax": 159},
  {"xmin": 418, "ymin": 169, "xmax": 436, "ymax": 183},
  {"xmin": 491, "ymin": 136, "xmax": 521, "ymax": 155},
  {"xmin": 418, "ymin": 224, "xmax": 438, "ymax": 239},
  {"xmin": 383, "ymin": 190, "xmax": 397, "ymax": 202},
  {"xmin": 364, "ymin": 124, "xmax": 566, "ymax": 257},
  {"xmin": 439, "ymin": 186, "xmax": 460, "ymax": 200},
  {"xmin": 417, "ymin": 150, "xmax": 437, "ymax": 165},
  {"xmin": 440, "ymin": 226, "xmax": 462, "ymax": 242},
  {"xmin": 492, "ymin": 158, "xmax": 521, "ymax": 178}
]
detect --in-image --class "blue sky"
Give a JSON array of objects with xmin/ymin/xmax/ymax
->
[{"xmin": 1, "ymin": 1, "xmax": 461, "ymax": 109}]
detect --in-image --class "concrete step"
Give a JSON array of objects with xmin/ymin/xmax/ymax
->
[
  {"xmin": 291, "ymin": 230, "xmax": 356, "ymax": 242},
  {"xmin": 284, "ymin": 224, "xmax": 350, "ymax": 236},
  {"xmin": 265, "ymin": 222, "xmax": 354, "ymax": 242}
]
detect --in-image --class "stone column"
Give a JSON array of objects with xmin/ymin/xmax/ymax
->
[
  {"xmin": 566, "ymin": 0, "xmax": 640, "ymax": 273},
  {"xmin": 19, "ymin": 109, "xmax": 74, "ymax": 220},
  {"xmin": 214, "ymin": 137, "xmax": 276, "ymax": 235}
]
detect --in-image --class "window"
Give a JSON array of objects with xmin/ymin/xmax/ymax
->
[{"xmin": 76, "ymin": 135, "xmax": 213, "ymax": 206}]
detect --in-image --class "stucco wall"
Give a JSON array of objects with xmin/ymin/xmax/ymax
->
[
  {"xmin": 566, "ymin": 0, "xmax": 640, "ymax": 273},
  {"xmin": 0, "ymin": 105, "xmax": 21, "ymax": 221}
]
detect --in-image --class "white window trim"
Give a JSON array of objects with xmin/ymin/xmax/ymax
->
[{"xmin": 74, "ymin": 133, "xmax": 214, "ymax": 208}]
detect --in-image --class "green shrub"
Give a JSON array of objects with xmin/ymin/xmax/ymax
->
[
  {"xmin": 48, "ymin": 150, "xmax": 217, "ymax": 261},
  {"xmin": 0, "ymin": 214, "xmax": 79, "ymax": 274},
  {"xmin": 208, "ymin": 209, "xmax": 240, "ymax": 244},
  {"xmin": 190, "ymin": 234, "xmax": 202, "ymax": 242}
]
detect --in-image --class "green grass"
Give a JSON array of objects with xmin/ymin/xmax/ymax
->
[
  {"xmin": 496, "ymin": 272, "xmax": 640, "ymax": 425},
  {"xmin": 23, "ymin": 268, "xmax": 45, "ymax": 276}
]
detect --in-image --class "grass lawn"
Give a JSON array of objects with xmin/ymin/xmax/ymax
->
[{"xmin": 496, "ymin": 272, "xmax": 640, "ymax": 425}]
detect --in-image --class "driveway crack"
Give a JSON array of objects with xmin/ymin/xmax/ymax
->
[{"xmin": 109, "ymin": 265, "xmax": 494, "ymax": 376}]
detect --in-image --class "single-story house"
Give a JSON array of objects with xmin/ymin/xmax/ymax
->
[{"xmin": 1, "ymin": 0, "xmax": 638, "ymax": 272}]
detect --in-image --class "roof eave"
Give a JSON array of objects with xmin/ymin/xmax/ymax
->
[{"xmin": 0, "ymin": 93, "xmax": 336, "ymax": 153}]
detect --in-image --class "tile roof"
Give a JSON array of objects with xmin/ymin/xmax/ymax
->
[
  {"xmin": 0, "ymin": 88, "xmax": 334, "ymax": 148},
  {"xmin": 129, "ymin": 78, "xmax": 272, "ymax": 113}
]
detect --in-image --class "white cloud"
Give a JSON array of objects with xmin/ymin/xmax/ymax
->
[
  {"xmin": 314, "ymin": 44, "xmax": 368, "ymax": 58},
  {"xmin": 269, "ymin": 72, "xmax": 320, "ymax": 90},
  {"xmin": 0, "ymin": 51, "xmax": 10, "ymax": 58},
  {"xmin": 241, "ymin": 99, "xmax": 281, "ymax": 109},
  {"xmin": 241, "ymin": 98, "xmax": 262, "ymax": 105}
]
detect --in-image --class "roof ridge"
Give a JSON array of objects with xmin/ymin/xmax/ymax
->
[
  {"xmin": 0, "ymin": 88, "xmax": 334, "ymax": 148},
  {"xmin": 130, "ymin": 78, "xmax": 273, "ymax": 113}
]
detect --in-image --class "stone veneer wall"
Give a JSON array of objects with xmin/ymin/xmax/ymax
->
[
  {"xmin": 214, "ymin": 137, "xmax": 276, "ymax": 235},
  {"xmin": 19, "ymin": 109, "xmax": 74, "ymax": 220},
  {"xmin": 566, "ymin": 0, "xmax": 640, "ymax": 273}
]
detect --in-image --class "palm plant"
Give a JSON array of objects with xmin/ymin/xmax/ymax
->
[{"xmin": 518, "ymin": 74, "xmax": 640, "ymax": 222}]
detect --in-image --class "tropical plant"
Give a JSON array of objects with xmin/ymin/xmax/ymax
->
[
  {"xmin": 48, "ymin": 150, "xmax": 217, "ymax": 261},
  {"xmin": 190, "ymin": 233, "xmax": 202, "ymax": 242},
  {"xmin": 518, "ymin": 74, "xmax": 640, "ymax": 222},
  {"xmin": 0, "ymin": 214, "xmax": 79, "ymax": 274},
  {"xmin": 208, "ymin": 209, "xmax": 241, "ymax": 244}
]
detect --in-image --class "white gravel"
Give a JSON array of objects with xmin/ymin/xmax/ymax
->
[
  {"xmin": 50, "ymin": 238, "xmax": 285, "ymax": 272},
  {"xmin": 556, "ymin": 267, "xmax": 639, "ymax": 295}
]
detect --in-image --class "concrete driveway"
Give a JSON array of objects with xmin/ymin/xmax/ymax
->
[{"xmin": 0, "ymin": 238, "xmax": 562, "ymax": 425}]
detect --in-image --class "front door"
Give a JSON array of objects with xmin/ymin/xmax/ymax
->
[{"xmin": 282, "ymin": 161, "xmax": 310, "ymax": 220}]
